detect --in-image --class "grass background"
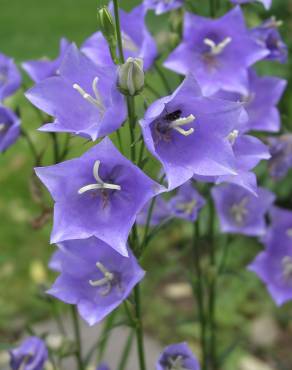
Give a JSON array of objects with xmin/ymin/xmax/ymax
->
[{"xmin": 0, "ymin": 0, "xmax": 292, "ymax": 368}]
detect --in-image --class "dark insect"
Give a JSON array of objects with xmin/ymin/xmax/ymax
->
[{"xmin": 164, "ymin": 109, "xmax": 182, "ymax": 122}]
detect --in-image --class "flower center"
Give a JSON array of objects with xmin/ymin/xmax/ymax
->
[
  {"xmin": 204, "ymin": 37, "xmax": 232, "ymax": 56},
  {"xmin": 166, "ymin": 355, "xmax": 188, "ymax": 370},
  {"xmin": 227, "ymin": 129, "xmax": 239, "ymax": 146},
  {"xmin": 0, "ymin": 123, "xmax": 7, "ymax": 134},
  {"xmin": 78, "ymin": 160, "xmax": 121, "ymax": 195},
  {"xmin": 176, "ymin": 200, "xmax": 197, "ymax": 215},
  {"xmin": 121, "ymin": 32, "xmax": 139, "ymax": 52},
  {"xmin": 230, "ymin": 197, "xmax": 248, "ymax": 226},
  {"xmin": 282, "ymin": 256, "xmax": 292, "ymax": 282},
  {"xmin": 265, "ymin": 16, "xmax": 283, "ymax": 29},
  {"xmin": 89, "ymin": 262, "xmax": 116, "ymax": 296},
  {"xmin": 73, "ymin": 77, "xmax": 105, "ymax": 114}
]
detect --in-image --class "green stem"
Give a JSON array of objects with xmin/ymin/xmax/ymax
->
[
  {"xmin": 117, "ymin": 331, "xmax": 134, "ymax": 370},
  {"xmin": 154, "ymin": 63, "xmax": 172, "ymax": 95},
  {"xmin": 134, "ymin": 285, "xmax": 147, "ymax": 370},
  {"xmin": 70, "ymin": 306, "xmax": 85, "ymax": 370},
  {"xmin": 97, "ymin": 310, "xmax": 118, "ymax": 363},
  {"xmin": 50, "ymin": 132, "xmax": 60, "ymax": 164},
  {"xmin": 127, "ymin": 96, "xmax": 137, "ymax": 163},
  {"xmin": 192, "ymin": 221, "xmax": 207, "ymax": 370},
  {"xmin": 20, "ymin": 129, "xmax": 39, "ymax": 164},
  {"xmin": 209, "ymin": 0, "xmax": 216, "ymax": 17},
  {"xmin": 112, "ymin": 0, "xmax": 125, "ymax": 63}
]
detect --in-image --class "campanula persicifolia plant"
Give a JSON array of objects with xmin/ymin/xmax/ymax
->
[{"xmin": 1, "ymin": 0, "xmax": 291, "ymax": 369}]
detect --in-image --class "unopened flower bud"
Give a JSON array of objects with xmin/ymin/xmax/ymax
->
[
  {"xmin": 117, "ymin": 58, "xmax": 144, "ymax": 96},
  {"xmin": 97, "ymin": 7, "xmax": 117, "ymax": 58}
]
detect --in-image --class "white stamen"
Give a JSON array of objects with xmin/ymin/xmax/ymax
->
[
  {"xmin": 167, "ymin": 355, "xmax": 188, "ymax": 370},
  {"xmin": 122, "ymin": 32, "xmax": 139, "ymax": 52},
  {"xmin": 267, "ymin": 16, "xmax": 283, "ymax": 28},
  {"xmin": 89, "ymin": 262, "xmax": 115, "ymax": 295},
  {"xmin": 78, "ymin": 160, "xmax": 121, "ymax": 195},
  {"xmin": 227, "ymin": 129, "xmax": 239, "ymax": 145},
  {"xmin": 282, "ymin": 256, "xmax": 292, "ymax": 281},
  {"xmin": 169, "ymin": 114, "xmax": 195, "ymax": 136},
  {"xmin": 204, "ymin": 37, "xmax": 232, "ymax": 56},
  {"xmin": 176, "ymin": 200, "xmax": 197, "ymax": 215},
  {"xmin": 73, "ymin": 77, "xmax": 105, "ymax": 113},
  {"xmin": 230, "ymin": 197, "xmax": 248, "ymax": 226},
  {"xmin": 0, "ymin": 123, "xmax": 6, "ymax": 132}
]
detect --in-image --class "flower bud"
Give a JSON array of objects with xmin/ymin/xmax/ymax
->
[
  {"xmin": 117, "ymin": 57, "xmax": 144, "ymax": 96},
  {"xmin": 97, "ymin": 6, "xmax": 117, "ymax": 53}
]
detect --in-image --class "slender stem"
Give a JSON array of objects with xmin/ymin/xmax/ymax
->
[
  {"xmin": 70, "ymin": 306, "xmax": 84, "ymax": 370},
  {"xmin": 192, "ymin": 221, "xmax": 207, "ymax": 370},
  {"xmin": 127, "ymin": 96, "xmax": 137, "ymax": 163},
  {"xmin": 134, "ymin": 285, "xmax": 147, "ymax": 370},
  {"xmin": 116, "ymin": 129, "xmax": 124, "ymax": 154},
  {"xmin": 112, "ymin": 0, "xmax": 125, "ymax": 63},
  {"xmin": 144, "ymin": 81, "xmax": 160, "ymax": 99},
  {"xmin": 154, "ymin": 63, "xmax": 172, "ymax": 95},
  {"xmin": 50, "ymin": 132, "xmax": 60, "ymax": 164},
  {"xmin": 209, "ymin": 0, "xmax": 216, "ymax": 17},
  {"xmin": 97, "ymin": 310, "xmax": 118, "ymax": 363},
  {"xmin": 21, "ymin": 129, "xmax": 39, "ymax": 164},
  {"xmin": 117, "ymin": 331, "xmax": 135, "ymax": 370}
]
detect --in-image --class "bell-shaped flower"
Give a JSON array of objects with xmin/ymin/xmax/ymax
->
[
  {"xmin": 169, "ymin": 181, "xmax": 206, "ymax": 222},
  {"xmin": 9, "ymin": 337, "xmax": 48, "ymax": 370},
  {"xmin": 249, "ymin": 224, "xmax": 292, "ymax": 306},
  {"xmin": 262, "ymin": 207, "xmax": 292, "ymax": 247},
  {"xmin": 230, "ymin": 0, "xmax": 272, "ymax": 9},
  {"xmin": 212, "ymin": 184, "xmax": 275, "ymax": 236},
  {"xmin": 156, "ymin": 342, "xmax": 200, "ymax": 370},
  {"xmin": 267, "ymin": 134, "xmax": 292, "ymax": 180},
  {"xmin": 35, "ymin": 138, "xmax": 163, "ymax": 256},
  {"xmin": 22, "ymin": 38, "xmax": 70, "ymax": 82},
  {"xmin": 251, "ymin": 17, "xmax": 287, "ymax": 63},
  {"xmin": 82, "ymin": 4, "xmax": 157, "ymax": 71},
  {"xmin": 144, "ymin": 0, "xmax": 184, "ymax": 15},
  {"xmin": 0, "ymin": 106, "xmax": 20, "ymax": 153},
  {"xmin": 25, "ymin": 44, "xmax": 126, "ymax": 141},
  {"xmin": 140, "ymin": 74, "xmax": 248, "ymax": 190},
  {"xmin": 164, "ymin": 7, "xmax": 268, "ymax": 96},
  {"xmin": 48, "ymin": 237, "xmax": 145, "ymax": 326},
  {"xmin": 137, "ymin": 195, "xmax": 171, "ymax": 227},
  {"xmin": 0, "ymin": 52, "xmax": 21, "ymax": 101}
]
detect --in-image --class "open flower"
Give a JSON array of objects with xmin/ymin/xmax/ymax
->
[
  {"xmin": 169, "ymin": 181, "xmax": 205, "ymax": 222},
  {"xmin": 230, "ymin": 0, "xmax": 272, "ymax": 9},
  {"xmin": 48, "ymin": 237, "xmax": 145, "ymax": 326},
  {"xmin": 156, "ymin": 342, "xmax": 200, "ymax": 370},
  {"xmin": 215, "ymin": 69, "xmax": 286, "ymax": 133},
  {"xmin": 212, "ymin": 184, "xmax": 275, "ymax": 236},
  {"xmin": 140, "ymin": 74, "xmax": 248, "ymax": 190},
  {"xmin": 0, "ymin": 53, "xmax": 21, "ymax": 101},
  {"xmin": 137, "ymin": 195, "xmax": 171, "ymax": 226},
  {"xmin": 82, "ymin": 4, "xmax": 157, "ymax": 71},
  {"xmin": 267, "ymin": 134, "xmax": 292, "ymax": 179},
  {"xmin": 9, "ymin": 337, "xmax": 48, "ymax": 370},
  {"xmin": 262, "ymin": 207, "xmax": 292, "ymax": 247},
  {"xmin": 22, "ymin": 38, "xmax": 70, "ymax": 82},
  {"xmin": 164, "ymin": 7, "xmax": 268, "ymax": 96},
  {"xmin": 96, "ymin": 364, "xmax": 110, "ymax": 370},
  {"xmin": 25, "ymin": 44, "xmax": 126, "ymax": 141},
  {"xmin": 0, "ymin": 106, "xmax": 20, "ymax": 153},
  {"xmin": 144, "ymin": 0, "xmax": 184, "ymax": 15},
  {"xmin": 251, "ymin": 17, "xmax": 287, "ymax": 63},
  {"xmin": 35, "ymin": 138, "xmax": 162, "ymax": 256}
]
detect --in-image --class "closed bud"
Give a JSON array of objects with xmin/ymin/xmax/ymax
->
[
  {"xmin": 97, "ymin": 6, "xmax": 116, "ymax": 47},
  {"xmin": 117, "ymin": 57, "xmax": 144, "ymax": 96}
]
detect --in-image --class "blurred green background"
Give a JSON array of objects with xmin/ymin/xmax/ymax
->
[{"xmin": 0, "ymin": 0, "xmax": 292, "ymax": 368}]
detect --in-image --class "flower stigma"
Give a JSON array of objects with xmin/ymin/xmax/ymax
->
[
  {"xmin": 230, "ymin": 197, "xmax": 248, "ymax": 226},
  {"xmin": 73, "ymin": 77, "xmax": 105, "ymax": 114},
  {"xmin": 227, "ymin": 129, "xmax": 239, "ymax": 145},
  {"xmin": 168, "ymin": 115, "xmax": 195, "ymax": 136},
  {"xmin": 166, "ymin": 355, "xmax": 188, "ymax": 370},
  {"xmin": 204, "ymin": 37, "xmax": 232, "ymax": 56},
  {"xmin": 89, "ymin": 262, "xmax": 115, "ymax": 295},
  {"xmin": 78, "ymin": 160, "xmax": 121, "ymax": 195}
]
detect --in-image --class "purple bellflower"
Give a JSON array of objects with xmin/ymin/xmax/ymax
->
[
  {"xmin": 0, "ymin": 53, "xmax": 21, "ymax": 101},
  {"xmin": 214, "ymin": 69, "xmax": 286, "ymax": 133},
  {"xmin": 212, "ymin": 184, "xmax": 275, "ymax": 236},
  {"xmin": 251, "ymin": 17, "xmax": 287, "ymax": 63},
  {"xmin": 144, "ymin": 0, "xmax": 184, "ymax": 15},
  {"xmin": 48, "ymin": 249, "xmax": 62, "ymax": 272},
  {"xmin": 9, "ymin": 336, "xmax": 48, "ymax": 370},
  {"xmin": 35, "ymin": 138, "xmax": 162, "ymax": 256},
  {"xmin": 82, "ymin": 4, "xmax": 157, "ymax": 71},
  {"xmin": 140, "ymin": 74, "xmax": 249, "ymax": 190},
  {"xmin": 267, "ymin": 134, "xmax": 292, "ymax": 179},
  {"xmin": 137, "ymin": 195, "xmax": 171, "ymax": 226},
  {"xmin": 22, "ymin": 38, "xmax": 70, "ymax": 82},
  {"xmin": 169, "ymin": 181, "xmax": 205, "ymax": 222},
  {"xmin": 156, "ymin": 342, "xmax": 200, "ymax": 370},
  {"xmin": 231, "ymin": 0, "xmax": 272, "ymax": 9},
  {"xmin": 0, "ymin": 106, "xmax": 20, "ymax": 153},
  {"xmin": 25, "ymin": 44, "xmax": 126, "ymax": 141},
  {"xmin": 262, "ymin": 206, "xmax": 292, "ymax": 247},
  {"xmin": 249, "ymin": 245, "xmax": 292, "ymax": 306},
  {"xmin": 164, "ymin": 7, "xmax": 268, "ymax": 96},
  {"xmin": 48, "ymin": 237, "xmax": 145, "ymax": 326}
]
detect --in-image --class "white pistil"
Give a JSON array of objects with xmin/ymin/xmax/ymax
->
[
  {"xmin": 89, "ymin": 262, "xmax": 115, "ymax": 295},
  {"xmin": 78, "ymin": 160, "xmax": 121, "ymax": 195},
  {"xmin": 168, "ymin": 114, "xmax": 195, "ymax": 136},
  {"xmin": 121, "ymin": 32, "xmax": 139, "ymax": 52},
  {"xmin": 204, "ymin": 37, "xmax": 232, "ymax": 56},
  {"xmin": 227, "ymin": 129, "xmax": 239, "ymax": 145},
  {"xmin": 282, "ymin": 256, "xmax": 292, "ymax": 281},
  {"xmin": 230, "ymin": 197, "xmax": 248, "ymax": 226},
  {"xmin": 73, "ymin": 77, "xmax": 105, "ymax": 113},
  {"xmin": 266, "ymin": 16, "xmax": 283, "ymax": 28},
  {"xmin": 167, "ymin": 355, "xmax": 188, "ymax": 370},
  {"xmin": 0, "ymin": 123, "xmax": 6, "ymax": 132}
]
